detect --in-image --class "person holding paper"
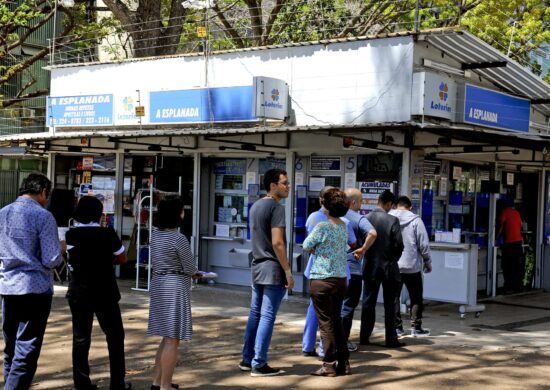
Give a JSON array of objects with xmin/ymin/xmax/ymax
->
[
  {"xmin": 389, "ymin": 196, "xmax": 432, "ymax": 337},
  {"xmin": 65, "ymin": 195, "xmax": 131, "ymax": 390}
]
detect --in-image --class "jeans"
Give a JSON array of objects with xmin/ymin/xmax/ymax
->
[
  {"xmin": 242, "ymin": 284, "xmax": 286, "ymax": 369},
  {"xmin": 341, "ymin": 274, "xmax": 363, "ymax": 341},
  {"xmin": 394, "ymin": 272, "xmax": 424, "ymax": 329},
  {"xmin": 310, "ymin": 278, "xmax": 349, "ymax": 364},
  {"xmin": 68, "ymin": 299, "xmax": 126, "ymax": 389},
  {"xmin": 360, "ymin": 275, "xmax": 399, "ymax": 344},
  {"xmin": 3, "ymin": 294, "xmax": 52, "ymax": 390},
  {"xmin": 502, "ymin": 241, "xmax": 524, "ymax": 291},
  {"xmin": 302, "ymin": 299, "xmax": 324, "ymax": 356}
]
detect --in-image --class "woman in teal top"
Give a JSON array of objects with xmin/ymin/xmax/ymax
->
[{"xmin": 303, "ymin": 188, "xmax": 351, "ymax": 377}]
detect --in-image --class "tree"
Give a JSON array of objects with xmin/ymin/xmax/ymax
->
[
  {"xmin": 0, "ymin": 0, "xmax": 112, "ymax": 109},
  {"xmin": 100, "ymin": 0, "xmax": 548, "ymax": 81}
]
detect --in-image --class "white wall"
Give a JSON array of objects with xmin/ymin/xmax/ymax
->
[{"xmin": 51, "ymin": 36, "xmax": 415, "ymax": 127}]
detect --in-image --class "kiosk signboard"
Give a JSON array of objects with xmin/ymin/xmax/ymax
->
[
  {"xmin": 48, "ymin": 94, "xmax": 113, "ymax": 127},
  {"xmin": 461, "ymin": 84, "xmax": 530, "ymax": 132}
]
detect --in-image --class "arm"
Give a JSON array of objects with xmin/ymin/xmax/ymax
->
[
  {"xmin": 416, "ymin": 219, "xmax": 432, "ymax": 273},
  {"xmin": 272, "ymin": 227, "xmax": 294, "ymax": 289},
  {"xmin": 392, "ymin": 219, "xmax": 404, "ymax": 261},
  {"xmin": 176, "ymin": 235, "xmax": 198, "ymax": 276},
  {"xmin": 110, "ymin": 229, "xmax": 127, "ymax": 265},
  {"xmin": 353, "ymin": 217, "xmax": 377, "ymax": 260},
  {"xmin": 39, "ymin": 214, "xmax": 63, "ymax": 269}
]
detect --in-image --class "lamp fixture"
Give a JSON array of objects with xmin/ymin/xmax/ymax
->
[{"xmin": 423, "ymin": 59, "xmax": 471, "ymax": 78}]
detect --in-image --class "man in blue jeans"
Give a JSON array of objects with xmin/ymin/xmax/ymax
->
[
  {"xmin": 239, "ymin": 168, "xmax": 294, "ymax": 377},
  {"xmin": 0, "ymin": 174, "xmax": 63, "ymax": 389}
]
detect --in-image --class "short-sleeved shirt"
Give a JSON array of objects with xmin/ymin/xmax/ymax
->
[
  {"xmin": 499, "ymin": 207, "xmax": 523, "ymax": 243},
  {"xmin": 303, "ymin": 221, "xmax": 348, "ymax": 279},
  {"xmin": 304, "ymin": 209, "xmax": 356, "ymax": 278},
  {"xmin": 66, "ymin": 225, "xmax": 124, "ymax": 302},
  {"xmin": 344, "ymin": 209, "xmax": 375, "ymax": 275},
  {"xmin": 0, "ymin": 197, "xmax": 62, "ymax": 295},
  {"xmin": 250, "ymin": 197, "xmax": 286, "ymax": 286}
]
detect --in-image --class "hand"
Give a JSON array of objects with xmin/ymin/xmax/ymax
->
[
  {"xmin": 424, "ymin": 263, "xmax": 432, "ymax": 273},
  {"xmin": 285, "ymin": 274, "xmax": 295, "ymax": 289},
  {"xmin": 353, "ymin": 246, "xmax": 366, "ymax": 260}
]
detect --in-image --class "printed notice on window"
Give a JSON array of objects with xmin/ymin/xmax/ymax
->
[{"xmin": 444, "ymin": 252, "xmax": 464, "ymax": 269}]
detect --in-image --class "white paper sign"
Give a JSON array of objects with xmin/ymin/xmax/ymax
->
[
  {"xmin": 439, "ymin": 177, "xmax": 448, "ymax": 196},
  {"xmin": 246, "ymin": 172, "xmax": 257, "ymax": 187},
  {"xmin": 215, "ymin": 224, "xmax": 230, "ymax": 237},
  {"xmin": 506, "ymin": 172, "xmax": 514, "ymax": 186},
  {"xmin": 452, "ymin": 166, "xmax": 462, "ymax": 180},
  {"xmin": 295, "ymin": 172, "xmax": 304, "ymax": 186},
  {"xmin": 309, "ymin": 177, "xmax": 326, "ymax": 192},
  {"xmin": 344, "ymin": 172, "xmax": 356, "ymax": 189},
  {"xmin": 445, "ymin": 252, "xmax": 465, "ymax": 269}
]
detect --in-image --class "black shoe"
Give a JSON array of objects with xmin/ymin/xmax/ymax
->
[
  {"xmin": 238, "ymin": 360, "xmax": 252, "ymax": 371},
  {"xmin": 150, "ymin": 384, "xmax": 179, "ymax": 390},
  {"xmin": 250, "ymin": 364, "xmax": 284, "ymax": 377},
  {"xmin": 302, "ymin": 350, "xmax": 318, "ymax": 357},
  {"xmin": 385, "ymin": 340, "xmax": 406, "ymax": 348}
]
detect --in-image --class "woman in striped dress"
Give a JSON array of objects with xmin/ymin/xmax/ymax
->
[{"xmin": 148, "ymin": 196, "xmax": 198, "ymax": 390}]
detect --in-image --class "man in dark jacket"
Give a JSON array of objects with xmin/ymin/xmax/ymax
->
[{"xmin": 358, "ymin": 190, "xmax": 404, "ymax": 347}]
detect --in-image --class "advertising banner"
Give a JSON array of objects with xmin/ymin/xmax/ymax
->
[
  {"xmin": 48, "ymin": 94, "xmax": 113, "ymax": 127},
  {"xmin": 462, "ymin": 84, "xmax": 530, "ymax": 132},
  {"xmin": 149, "ymin": 86, "xmax": 255, "ymax": 124}
]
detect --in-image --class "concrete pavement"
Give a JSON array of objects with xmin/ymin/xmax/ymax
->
[{"xmin": 6, "ymin": 280, "xmax": 550, "ymax": 389}]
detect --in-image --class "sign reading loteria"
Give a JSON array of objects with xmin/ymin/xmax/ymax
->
[{"xmin": 411, "ymin": 72, "xmax": 457, "ymax": 121}]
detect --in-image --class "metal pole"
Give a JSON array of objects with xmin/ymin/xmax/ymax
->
[
  {"xmin": 50, "ymin": 1, "xmax": 58, "ymax": 66},
  {"xmin": 414, "ymin": 0, "xmax": 420, "ymax": 33}
]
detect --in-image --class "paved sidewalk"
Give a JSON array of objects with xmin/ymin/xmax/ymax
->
[{"xmin": 6, "ymin": 280, "xmax": 550, "ymax": 389}]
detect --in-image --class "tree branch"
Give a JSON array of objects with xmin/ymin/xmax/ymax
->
[
  {"xmin": 212, "ymin": 3, "xmax": 245, "ymax": 48},
  {"xmin": 262, "ymin": 0, "xmax": 287, "ymax": 45}
]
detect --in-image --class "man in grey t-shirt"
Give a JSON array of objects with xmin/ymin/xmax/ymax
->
[{"xmin": 239, "ymin": 168, "xmax": 293, "ymax": 377}]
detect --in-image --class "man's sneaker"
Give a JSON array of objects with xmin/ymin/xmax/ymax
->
[
  {"xmin": 250, "ymin": 364, "xmax": 284, "ymax": 377},
  {"xmin": 395, "ymin": 327, "xmax": 405, "ymax": 337},
  {"xmin": 347, "ymin": 341, "xmax": 358, "ymax": 352},
  {"xmin": 411, "ymin": 327, "xmax": 431, "ymax": 337},
  {"xmin": 238, "ymin": 360, "xmax": 251, "ymax": 371}
]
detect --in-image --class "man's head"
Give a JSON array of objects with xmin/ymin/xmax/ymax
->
[
  {"xmin": 378, "ymin": 190, "xmax": 395, "ymax": 212},
  {"xmin": 345, "ymin": 188, "xmax": 362, "ymax": 212},
  {"xmin": 323, "ymin": 188, "xmax": 350, "ymax": 218},
  {"xmin": 74, "ymin": 195, "xmax": 103, "ymax": 224},
  {"xmin": 19, "ymin": 173, "xmax": 52, "ymax": 207},
  {"xmin": 319, "ymin": 186, "xmax": 334, "ymax": 208},
  {"xmin": 395, "ymin": 195, "xmax": 412, "ymax": 210},
  {"xmin": 264, "ymin": 168, "xmax": 289, "ymax": 201}
]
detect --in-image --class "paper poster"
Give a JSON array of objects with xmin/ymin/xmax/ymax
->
[
  {"xmin": 82, "ymin": 156, "xmax": 94, "ymax": 170},
  {"xmin": 92, "ymin": 189, "xmax": 115, "ymax": 213},
  {"xmin": 295, "ymin": 172, "xmax": 304, "ymax": 186},
  {"xmin": 452, "ymin": 166, "xmax": 462, "ymax": 180},
  {"xmin": 507, "ymin": 172, "xmax": 514, "ymax": 186},
  {"xmin": 215, "ymin": 224, "xmax": 230, "ymax": 237},
  {"xmin": 246, "ymin": 172, "xmax": 257, "ymax": 187},
  {"xmin": 439, "ymin": 177, "xmax": 448, "ymax": 196},
  {"xmin": 309, "ymin": 177, "xmax": 326, "ymax": 192},
  {"xmin": 445, "ymin": 252, "xmax": 464, "ymax": 269},
  {"xmin": 344, "ymin": 172, "xmax": 356, "ymax": 189}
]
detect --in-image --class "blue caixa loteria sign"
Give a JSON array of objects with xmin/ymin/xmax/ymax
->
[
  {"xmin": 149, "ymin": 86, "xmax": 255, "ymax": 124},
  {"xmin": 463, "ymin": 84, "xmax": 530, "ymax": 132}
]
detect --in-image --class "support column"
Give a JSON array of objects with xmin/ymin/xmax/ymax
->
[
  {"xmin": 487, "ymin": 163, "xmax": 499, "ymax": 296},
  {"xmin": 114, "ymin": 152, "xmax": 124, "ymax": 278},
  {"xmin": 285, "ymin": 151, "xmax": 296, "ymax": 294},
  {"xmin": 192, "ymin": 152, "xmax": 202, "ymax": 267},
  {"xmin": 47, "ymin": 152, "xmax": 55, "ymax": 180},
  {"xmin": 535, "ymin": 169, "xmax": 546, "ymax": 289}
]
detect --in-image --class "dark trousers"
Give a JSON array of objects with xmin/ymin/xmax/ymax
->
[
  {"xmin": 340, "ymin": 274, "xmax": 363, "ymax": 341},
  {"xmin": 310, "ymin": 278, "xmax": 349, "ymax": 365},
  {"xmin": 360, "ymin": 275, "xmax": 399, "ymax": 344},
  {"xmin": 68, "ymin": 299, "xmax": 126, "ymax": 390},
  {"xmin": 2, "ymin": 294, "xmax": 52, "ymax": 390},
  {"xmin": 394, "ymin": 272, "xmax": 424, "ymax": 329},
  {"xmin": 502, "ymin": 241, "xmax": 524, "ymax": 291}
]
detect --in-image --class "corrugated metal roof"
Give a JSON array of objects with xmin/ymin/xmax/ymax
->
[{"xmin": 424, "ymin": 30, "xmax": 550, "ymax": 116}]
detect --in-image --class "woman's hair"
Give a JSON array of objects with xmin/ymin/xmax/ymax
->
[
  {"xmin": 323, "ymin": 188, "xmax": 349, "ymax": 218},
  {"xmin": 74, "ymin": 196, "xmax": 103, "ymax": 224},
  {"xmin": 155, "ymin": 195, "xmax": 184, "ymax": 229}
]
